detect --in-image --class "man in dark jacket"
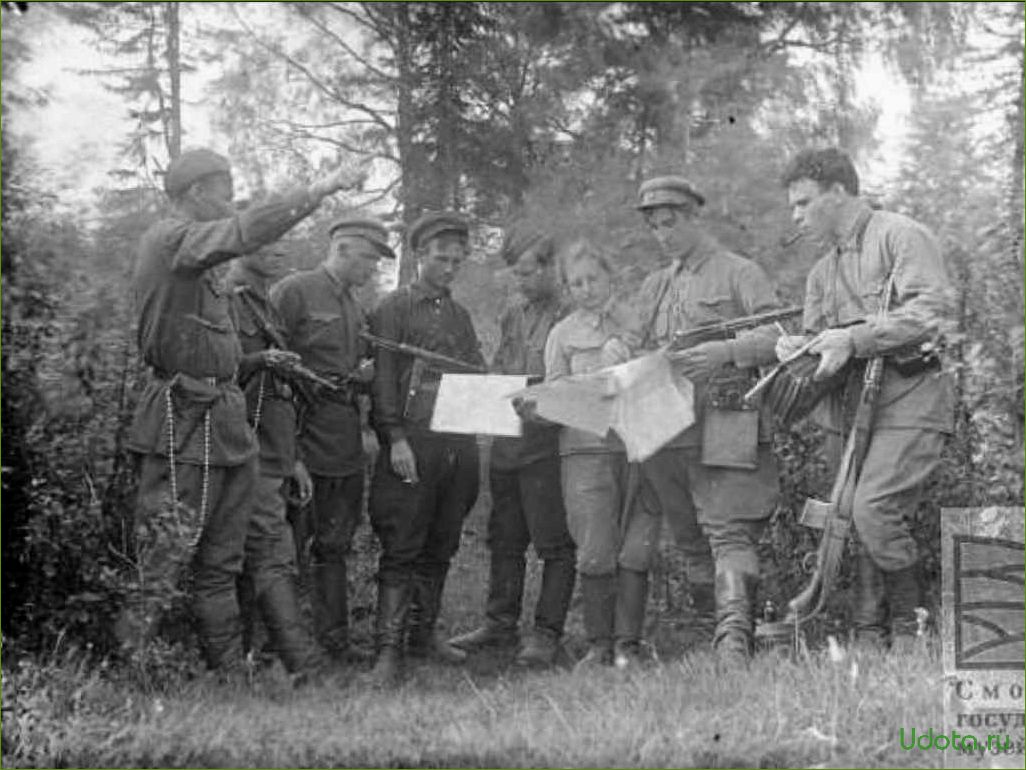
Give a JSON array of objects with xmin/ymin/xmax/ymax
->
[{"xmin": 367, "ymin": 211, "xmax": 486, "ymax": 684}]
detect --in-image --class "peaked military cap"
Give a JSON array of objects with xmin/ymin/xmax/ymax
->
[
  {"xmin": 408, "ymin": 211, "xmax": 470, "ymax": 252},
  {"xmin": 164, "ymin": 148, "xmax": 231, "ymax": 197},
  {"xmin": 636, "ymin": 175, "xmax": 705, "ymax": 210},
  {"xmin": 328, "ymin": 216, "xmax": 395, "ymax": 259}
]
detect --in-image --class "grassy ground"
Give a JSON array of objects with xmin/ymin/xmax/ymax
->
[{"xmin": 3, "ymin": 477, "xmax": 949, "ymax": 768}]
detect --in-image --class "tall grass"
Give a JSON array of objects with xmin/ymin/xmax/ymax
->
[{"xmin": 3, "ymin": 634, "xmax": 946, "ymax": 768}]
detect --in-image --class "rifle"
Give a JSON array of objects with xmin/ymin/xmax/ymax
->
[
  {"xmin": 233, "ymin": 285, "xmax": 343, "ymax": 399},
  {"xmin": 782, "ymin": 273, "xmax": 896, "ymax": 626},
  {"xmin": 667, "ymin": 306, "xmax": 803, "ymax": 355}
]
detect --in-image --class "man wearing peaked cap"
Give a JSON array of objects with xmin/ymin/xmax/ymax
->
[
  {"xmin": 632, "ymin": 172, "xmax": 784, "ymax": 665},
  {"xmin": 407, "ymin": 211, "xmax": 470, "ymax": 252},
  {"xmin": 367, "ymin": 209, "xmax": 486, "ymax": 684},
  {"xmin": 271, "ymin": 214, "xmax": 393, "ymax": 664},
  {"xmin": 636, "ymin": 175, "xmax": 706, "ymax": 211},
  {"xmin": 124, "ymin": 148, "xmax": 365, "ymax": 678}
]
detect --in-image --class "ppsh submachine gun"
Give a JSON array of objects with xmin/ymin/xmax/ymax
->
[
  {"xmin": 234, "ymin": 285, "xmax": 345, "ymax": 402},
  {"xmin": 755, "ymin": 274, "xmax": 897, "ymax": 653},
  {"xmin": 359, "ymin": 331, "xmax": 487, "ymax": 419},
  {"xmin": 666, "ymin": 306, "xmax": 804, "ymax": 354}
]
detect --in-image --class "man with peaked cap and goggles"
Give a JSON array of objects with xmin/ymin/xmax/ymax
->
[
  {"xmin": 367, "ymin": 211, "xmax": 487, "ymax": 685},
  {"xmin": 271, "ymin": 216, "xmax": 395, "ymax": 663},
  {"xmin": 634, "ymin": 174, "xmax": 784, "ymax": 664},
  {"xmin": 123, "ymin": 147, "xmax": 364, "ymax": 678}
]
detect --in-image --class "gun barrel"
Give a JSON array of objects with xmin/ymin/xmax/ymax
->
[
  {"xmin": 672, "ymin": 306, "xmax": 802, "ymax": 349},
  {"xmin": 360, "ymin": 331, "xmax": 486, "ymax": 373}
]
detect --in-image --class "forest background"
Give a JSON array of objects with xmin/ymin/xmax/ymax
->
[{"xmin": 0, "ymin": 3, "xmax": 1023, "ymax": 764}]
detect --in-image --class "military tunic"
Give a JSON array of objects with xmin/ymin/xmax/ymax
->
[
  {"xmin": 369, "ymin": 281, "xmax": 486, "ymax": 587},
  {"xmin": 802, "ymin": 202, "xmax": 955, "ymax": 571},
  {"xmin": 636, "ymin": 237, "xmax": 782, "ymax": 578},
  {"xmin": 227, "ymin": 262, "xmax": 319, "ymax": 673},
  {"xmin": 125, "ymin": 188, "xmax": 321, "ymax": 670},
  {"xmin": 271, "ymin": 266, "xmax": 368, "ymax": 568}
]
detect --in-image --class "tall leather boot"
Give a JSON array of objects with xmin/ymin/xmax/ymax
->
[
  {"xmin": 690, "ymin": 581, "xmax": 717, "ymax": 640},
  {"xmin": 448, "ymin": 555, "xmax": 525, "ymax": 651},
  {"xmin": 370, "ymin": 581, "xmax": 410, "ymax": 687},
  {"xmin": 851, "ymin": 550, "xmax": 889, "ymax": 648},
  {"xmin": 883, "ymin": 564, "xmax": 927, "ymax": 648},
  {"xmin": 713, "ymin": 569, "xmax": 757, "ymax": 665},
  {"xmin": 193, "ymin": 591, "xmax": 247, "ymax": 680},
  {"xmin": 407, "ymin": 573, "xmax": 467, "ymax": 664},
  {"xmin": 516, "ymin": 556, "xmax": 576, "ymax": 668},
  {"xmin": 613, "ymin": 568, "xmax": 650, "ymax": 669},
  {"xmin": 258, "ymin": 575, "xmax": 323, "ymax": 675},
  {"xmin": 311, "ymin": 560, "xmax": 372, "ymax": 662},
  {"xmin": 574, "ymin": 573, "xmax": 616, "ymax": 671}
]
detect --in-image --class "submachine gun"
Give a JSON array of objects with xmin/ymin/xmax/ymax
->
[
  {"xmin": 358, "ymin": 331, "xmax": 487, "ymax": 419},
  {"xmin": 666, "ymin": 306, "xmax": 804, "ymax": 355},
  {"xmin": 233, "ymin": 285, "xmax": 344, "ymax": 402}
]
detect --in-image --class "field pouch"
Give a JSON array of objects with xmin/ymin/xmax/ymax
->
[{"xmin": 701, "ymin": 407, "xmax": 758, "ymax": 470}]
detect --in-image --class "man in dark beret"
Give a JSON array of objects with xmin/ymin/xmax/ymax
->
[
  {"xmin": 367, "ymin": 211, "xmax": 486, "ymax": 684},
  {"xmin": 271, "ymin": 217, "xmax": 394, "ymax": 663},
  {"xmin": 447, "ymin": 223, "xmax": 576, "ymax": 669},
  {"xmin": 634, "ymin": 174, "xmax": 783, "ymax": 665},
  {"xmin": 122, "ymin": 147, "xmax": 364, "ymax": 677}
]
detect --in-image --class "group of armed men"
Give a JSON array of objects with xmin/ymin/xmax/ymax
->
[{"xmin": 124, "ymin": 145, "xmax": 954, "ymax": 686}]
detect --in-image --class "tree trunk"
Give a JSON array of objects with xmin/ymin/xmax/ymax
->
[
  {"xmin": 165, "ymin": 2, "xmax": 181, "ymax": 160},
  {"xmin": 391, "ymin": 3, "xmax": 420, "ymax": 287}
]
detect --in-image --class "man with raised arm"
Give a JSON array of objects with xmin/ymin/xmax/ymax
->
[{"xmin": 123, "ymin": 148, "xmax": 362, "ymax": 676}]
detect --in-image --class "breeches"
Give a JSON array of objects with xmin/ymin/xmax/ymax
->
[
  {"xmin": 561, "ymin": 452, "xmax": 660, "ymax": 576},
  {"xmin": 309, "ymin": 473, "xmax": 364, "ymax": 564},
  {"xmin": 825, "ymin": 427, "xmax": 946, "ymax": 572},
  {"xmin": 370, "ymin": 433, "xmax": 480, "ymax": 586}
]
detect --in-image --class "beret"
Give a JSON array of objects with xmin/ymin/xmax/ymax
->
[
  {"xmin": 164, "ymin": 148, "xmax": 231, "ymax": 197},
  {"xmin": 636, "ymin": 175, "xmax": 705, "ymax": 210},
  {"xmin": 408, "ymin": 211, "xmax": 469, "ymax": 252},
  {"xmin": 328, "ymin": 216, "xmax": 395, "ymax": 259}
]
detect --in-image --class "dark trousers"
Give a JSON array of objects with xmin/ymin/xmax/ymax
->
[
  {"xmin": 370, "ymin": 433, "xmax": 479, "ymax": 587},
  {"xmin": 489, "ymin": 459, "xmax": 575, "ymax": 562},
  {"xmin": 310, "ymin": 473, "xmax": 365, "ymax": 564},
  {"xmin": 489, "ymin": 459, "xmax": 576, "ymax": 633},
  {"xmin": 123, "ymin": 455, "xmax": 255, "ymax": 669}
]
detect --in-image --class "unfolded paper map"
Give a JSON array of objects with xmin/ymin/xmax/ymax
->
[
  {"xmin": 431, "ymin": 374, "xmax": 528, "ymax": 437},
  {"xmin": 508, "ymin": 352, "xmax": 695, "ymax": 461}
]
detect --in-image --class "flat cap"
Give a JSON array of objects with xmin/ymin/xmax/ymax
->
[
  {"xmin": 408, "ymin": 211, "xmax": 469, "ymax": 252},
  {"xmin": 328, "ymin": 216, "xmax": 395, "ymax": 259},
  {"xmin": 164, "ymin": 148, "xmax": 231, "ymax": 197},
  {"xmin": 636, "ymin": 175, "xmax": 705, "ymax": 210}
]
